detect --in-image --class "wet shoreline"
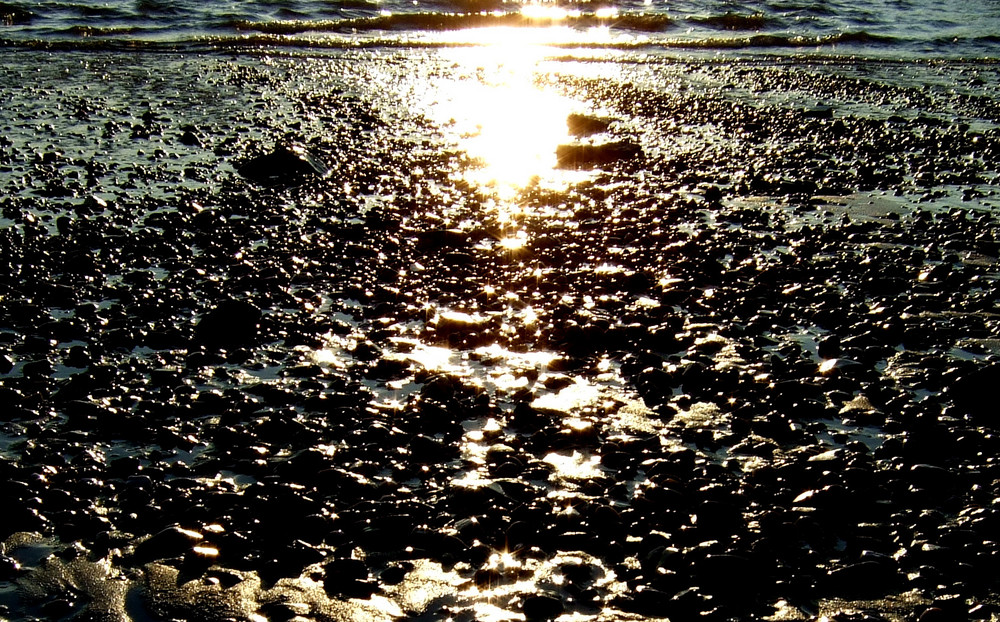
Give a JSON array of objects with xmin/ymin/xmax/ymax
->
[{"xmin": 2, "ymin": 49, "xmax": 1000, "ymax": 621}]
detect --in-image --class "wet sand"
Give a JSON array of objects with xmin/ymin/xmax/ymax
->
[{"xmin": 1, "ymin": 50, "xmax": 1000, "ymax": 621}]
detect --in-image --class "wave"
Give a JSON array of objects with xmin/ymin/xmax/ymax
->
[
  {"xmin": 217, "ymin": 29, "xmax": 898, "ymax": 51},
  {"xmin": 0, "ymin": 2, "xmax": 988, "ymax": 59},
  {"xmin": 134, "ymin": 0, "xmax": 185, "ymax": 16},
  {"xmin": 956, "ymin": 33, "xmax": 1000, "ymax": 45},
  {"xmin": 33, "ymin": 1, "xmax": 138, "ymax": 20},
  {"xmin": 227, "ymin": 12, "xmax": 675, "ymax": 34},
  {"xmin": 0, "ymin": 0, "xmax": 995, "ymax": 61},
  {"xmin": 0, "ymin": 2, "xmax": 32, "ymax": 25},
  {"xmin": 709, "ymin": 30, "xmax": 898, "ymax": 48},
  {"xmin": 0, "ymin": 29, "xmax": 903, "ymax": 54},
  {"xmin": 687, "ymin": 12, "xmax": 771, "ymax": 31},
  {"xmin": 61, "ymin": 25, "xmax": 144, "ymax": 38},
  {"xmin": 432, "ymin": 0, "xmax": 629, "ymax": 11}
]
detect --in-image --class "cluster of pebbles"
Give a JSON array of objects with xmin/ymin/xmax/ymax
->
[{"xmin": 1, "ymin": 50, "xmax": 1000, "ymax": 621}]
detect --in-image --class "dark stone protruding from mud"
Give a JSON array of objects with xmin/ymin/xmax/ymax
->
[
  {"xmin": 179, "ymin": 129, "xmax": 203, "ymax": 147},
  {"xmin": 131, "ymin": 525, "xmax": 204, "ymax": 564},
  {"xmin": 556, "ymin": 141, "xmax": 641, "ymax": 169},
  {"xmin": 323, "ymin": 557, "xmax": 378, "ymax": 599},
  {"xmin": 566, "ymin": 113, "xmax": 612, "ymax": 136},
  {"xmin": 522, "ymin": 592, "xmax": 564, "ymax": 620},
  {"xmin": 237, "ymin": 143, "xmax": 331, "ymax": 186},
  {"xmin": 803, "ymin": 105, "xmax": 835, "ymax": 119},
  {"xmin": 824, "ymin": 560, "xmax": 906, "ymax": 598}
]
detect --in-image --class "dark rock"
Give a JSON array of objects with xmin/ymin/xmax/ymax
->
[
  {"xmin": 669, "ymin": 587, "xmax": 714, "ymax": 617},
  {"xmin": 379, "ymin": 563, "xmax": 411, "ymax": 585},
  {"xmin": 817, "ymin": 334, "xmax": 841, "ymax": 359},
  {"xmin": 40, "ymin": 598, "xmax": 76, "ymax": 617},
  {"xmin": 917, "ymin": 607, "xmax": 948, "ymax": 622},
  {"xmin": 612, "ymin": 587, "xmax": 673, "ymax": 617},
  {"xmin": 323, "ymin": 557, "xmax": 377, "ymax": 598},
  {"xmin": 131, "ymin": 525, "xmax": 204, "ymax": 564},
  {"xmin": 803, "ymin": 106, "xmax": 835, "ymax": 119},
  {"xmin": 556, "ymin": 141, "xmax": 641, "ymax": 169},
  {"xmin": 416, "ymin": 229, "xmax": 469, "ymax": 251},
  {"xmin": 259, "ymin": 602, "xmax": 310, "ymax": 622},
  {"xmin": 420, "ymin": 374, "xmax": 455, "ymax": 401},
  {"xmin": 5, "ymin": 506, "xmax": 48, "ymax": 534},
  {"xmin": 523, "ymin": 592, "xmax": 564, "ymax": 621},
  {"xmin": 82, "ymin": 194, "xmax": 109, "ymax": 212},
  {"xmin": 692, "ymin": 500, "xmax": 745, "ymax": 535},
  {"xmin": 701, "ymin": 184, "xmax": 723, "ymax": 203},
  {"xmin": 792, "ymin": 485, "xmax": 849, "ymax": 511},
  {"xmin": 0, "ymin": 554, "xmax": 20, "ymax": 580},
  {"xmin": 179, "ymin": 130, "xmax": 203, "ymax": 147},
  {"xmin": 692, "ymin": 554, "xmax": 757, "ymax": 595},
  {"xmin": 908, "ymin": 463, "xmax": 957, "ymax": 490},
  {"xmin": 566, "ymin": 113, "xmax": 612, "ymax": 136},
  {"xmin": 408, "ymin": 434, "xmax": 452, "ymax": 463},
  {"xmin": 65, "ymin": 345, "xmax": 91, "ymax": 368},
  {"xmin": 181, "ymin": 542, "xmax": 220, "ymax": 576},
  {"xmin": 824, "ymin": 560, "xmax": 904, "ymax": 598},
  {"xmin": 21, "ymin": 359, "xmax": 52, "ymax": 378},
  {"xmin": 238, "ymin": 143, "xmax": 331, "ymax": 186},
  {"xmin": 947, "ymin": 363, "xmax": 1000, "ymax": 419},
  {"xmin": 195, "ymin": 299, "xmax": 262, "ymax": 348}
]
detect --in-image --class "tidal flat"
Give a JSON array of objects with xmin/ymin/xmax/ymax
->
[{"xmin": 1, "ymin": 49, "xmax": 1000, "ymax": 621}]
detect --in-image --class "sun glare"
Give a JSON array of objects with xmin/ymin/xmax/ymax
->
[
  {"xmin": 520, "ymin": 4, "xmax": 574, "ymax": 20},
  {"xmin": 498, "ymin": 231, "xmax": 528, "ymax": 250},
  {"xmin": 417, "ymin": 27, "xmax": 597, "ymax": 209},
  {"xmin": 440, "ymin": 44, "xmax": 575, "ymax": 199}
]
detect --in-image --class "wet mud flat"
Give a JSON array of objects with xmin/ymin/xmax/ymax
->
[{"xmin": 1, "ymin": 49, "xmax": 1000, "ymax": 621}]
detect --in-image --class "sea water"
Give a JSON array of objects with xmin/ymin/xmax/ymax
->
[{"xmin": 1, "ymin": 0, "xmax": 998, "ymax": 58}]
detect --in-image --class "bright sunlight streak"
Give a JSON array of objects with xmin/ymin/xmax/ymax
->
[
  {"xmin": 520, "ymin": 4, "xmax": 572, "ymax": 20},
  {"xmin": 420, "ymin": 27, "xmax": 603, "ymax": 204},
  {"xmin": 439, "ymin": 43, "xmax": 575, "ymax": 199}
]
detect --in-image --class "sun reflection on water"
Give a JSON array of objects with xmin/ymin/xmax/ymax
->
[
  {"xmin": 419, "ymin": 31, "xmax": 596, "ymax": 207},
  {"xmin": 442, "ymin": 56, "xmax": 573, "ymax": 199},
  {"xmin": 543, "ymin": 450, "xmax": 603, "ymax": 479},
  {"xmin": 530, "ymin": 378, "xmax": 601, "ymax": 413},
  {"xmin": 498, "ymin": 231, "xmax": 528, "ymax": 250}
]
